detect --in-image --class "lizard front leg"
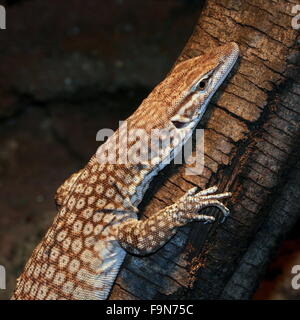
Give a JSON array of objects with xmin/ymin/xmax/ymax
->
[{"xmin": 116, "ymin": 186, "xmax": 231, "ymax": 255}]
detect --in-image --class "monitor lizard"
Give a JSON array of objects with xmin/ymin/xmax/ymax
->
[{"xmin": 11, "ymin": 42, "xmax": 239, "ymax": 300}]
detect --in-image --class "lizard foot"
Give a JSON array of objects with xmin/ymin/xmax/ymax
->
[{"xmin": 176, "ymin": 186, "xmax": 232, "ymax": 224}]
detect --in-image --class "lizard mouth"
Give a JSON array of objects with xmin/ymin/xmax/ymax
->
[
  {"xmin": 171, "ymin": 103, "xmax": 203, "ymax": 129},
  {"xmin": 171, "ymin": 119, "xmax": 189, "ymax": 129},
  {"xmin": 171, "ymin": 114, "xmax": 198, "ymax": 129}
]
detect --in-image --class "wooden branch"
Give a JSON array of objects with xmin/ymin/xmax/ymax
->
[{"xmin": 110, "ymin": 0, "xmax": 300, "ymax": 299}]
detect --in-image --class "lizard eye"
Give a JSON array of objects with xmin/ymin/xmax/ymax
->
[
  {"xmin": 196, "ymin": 78, "xmax": 209, "ymax": 91},
  {"xmin": 194, "ymin": 71, "xmax": 214, "ymax": 92}
]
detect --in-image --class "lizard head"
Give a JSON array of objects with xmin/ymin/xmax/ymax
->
[
  {"xmin": 99, "ymin": 43, "xmax": 239, "ymax": 169},
  {"xmin": 168, "ymin": 42, "xmax": 239, "ymax": 130}
]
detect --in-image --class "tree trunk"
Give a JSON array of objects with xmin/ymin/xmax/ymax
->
[{"xmin": 109, "ymin": 0, "xmax": 300, "ymax": 300}]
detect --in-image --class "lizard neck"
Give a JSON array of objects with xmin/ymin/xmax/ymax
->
[{"xmin": 94, "ymin": 113, "xmax": 199, "ymax": 209}]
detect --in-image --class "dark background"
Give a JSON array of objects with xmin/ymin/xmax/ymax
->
[{"xmin": 0, "ymin": 0, "xmax": 298, "ymax": 300}]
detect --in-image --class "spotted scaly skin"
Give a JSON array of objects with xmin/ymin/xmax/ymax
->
[{"xmin": 11, "ymin": 42, "xmax": 239, "ymax": 300}]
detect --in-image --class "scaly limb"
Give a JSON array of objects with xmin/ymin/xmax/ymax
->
[{"xmin": 117, "ymin": 186, "xmax": 231, "ymax": 255}]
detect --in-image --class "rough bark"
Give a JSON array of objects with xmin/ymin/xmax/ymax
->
[{"xmin": 110, "ymin": 0, "xmax": 300, "ymax": 300}]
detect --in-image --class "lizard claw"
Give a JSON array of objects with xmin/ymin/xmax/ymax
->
[
  {"xmin": 198, "ymin": 214, "xmax": 216, "ymax": 224},
  {"xmin": 186, "ymin": 186, "xmax": 198, "ymax": 196},
  {"xmin": 197, "ymin": 185, "xmax": 218, "ymax": 196},
  {"xmin": 178, "ymin": 186, "xmax": 231, "ymax": 224}
]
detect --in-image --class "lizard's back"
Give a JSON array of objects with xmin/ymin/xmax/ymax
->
[
  {"xmin": 10, "ymin": 66, "xmax": 176, "ymax": 300},
  {"xmin": 11, "ymin": 155, "xmax": 139, "ymax": 300}
]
